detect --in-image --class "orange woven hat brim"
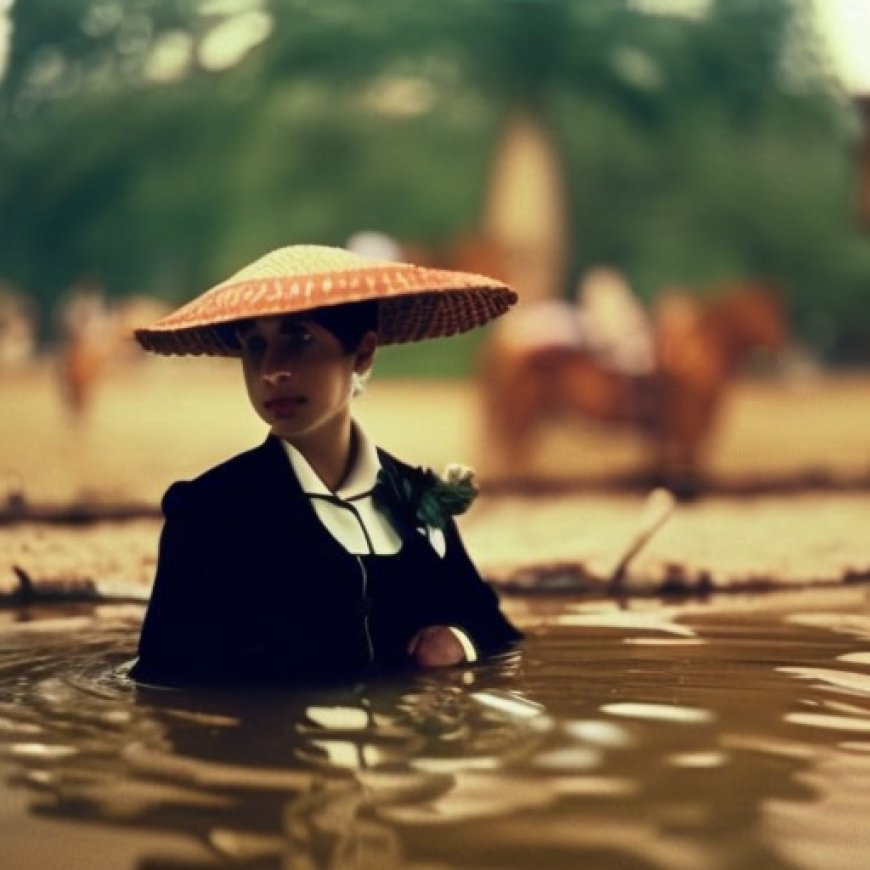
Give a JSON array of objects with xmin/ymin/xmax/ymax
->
[{"xmin": 134, "ymin": 245, "xmax": 518, "ymax": 356}]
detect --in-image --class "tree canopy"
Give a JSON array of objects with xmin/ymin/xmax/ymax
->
[{"xmin": 1, "ymin": 0, "xmax": 869, "ymax": 365}]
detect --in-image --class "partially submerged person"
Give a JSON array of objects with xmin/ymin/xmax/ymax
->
[{"xmin": 131, "ymin": 245, "xmax": 522, "ymax": 687}]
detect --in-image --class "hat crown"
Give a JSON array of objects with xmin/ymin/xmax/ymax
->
[{"xmin": 221, "ymin": 245, "xmax": 390, "ymax": 288}]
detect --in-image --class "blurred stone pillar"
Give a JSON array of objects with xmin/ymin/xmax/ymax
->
[{"xmin": 481, "ymin": 109, "xmax": 569, "ymax": 304}]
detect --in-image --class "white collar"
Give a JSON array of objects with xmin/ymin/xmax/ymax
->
[{"xmin": 280, "ymin": 423, "xmax": 381, "ymax": 500}]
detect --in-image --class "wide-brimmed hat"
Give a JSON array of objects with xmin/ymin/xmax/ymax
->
[{"xmin": 134, "ymin": 244, "xmax": 517, "ymax": 356}]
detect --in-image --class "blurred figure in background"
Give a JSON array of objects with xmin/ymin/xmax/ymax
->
[
  {"xmin": 0, "ymin": 282, "xmax": 37, "ymax": 368},
  {"xmin": 577, "ymin": 267, "xmax": 655, "ymax": 377},
  {"xmin": 480, "ymin": 266, "xmax": 652, "ymax": 372},
  {"xmin": 345, "ymin": 230, "xmax": 403, "ymax": 262},
  {"xmin": 54, "ymin": 277, "xmax": 115, "ymax": 419},
  {"xmin": 110, "ymin": 295, "xmax": 172, "ymax": 362}
]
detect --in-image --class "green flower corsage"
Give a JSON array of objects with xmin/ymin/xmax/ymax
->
[{"xmin": 373, "ymin": 461, "xmax": 478, "ymax": 531}]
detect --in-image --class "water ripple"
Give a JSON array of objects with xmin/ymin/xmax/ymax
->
[
  {"xmin": 2, "ymin": 599, "xmax": 870, "ymax": 868},
  {"xmin": 778, "ymin": 666, "xmax": 870, "ymax": 699},
  {"xmin": 601, "ymin": 702, "xmax": 715, "ymax": 724}
]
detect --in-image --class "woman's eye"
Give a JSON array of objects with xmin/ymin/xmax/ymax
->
[{"xmin": 284, "ymin": 327, "xmax": 315, "ymax": 348}]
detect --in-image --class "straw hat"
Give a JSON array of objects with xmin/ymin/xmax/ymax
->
[{"xmin": 134, "ymin": 244, "xmax": 517, "ymax": 356}]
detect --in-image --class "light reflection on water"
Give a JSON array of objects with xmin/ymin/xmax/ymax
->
[{"xmin": 1, "ymin": 590, "xmax": 870, "ymax": 869}]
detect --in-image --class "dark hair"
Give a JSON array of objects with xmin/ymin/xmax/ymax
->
[
  {"xmin": 305, "ymin": 300, "xmax": 380, "ymax": 352},
  {"xmin": 217, "ymin": 300, "xmax": 380, "ymax": 354}
]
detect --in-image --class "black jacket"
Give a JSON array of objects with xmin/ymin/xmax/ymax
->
[{"xmin": 131, "ymin": 435, "xmax": 521, "ymax": 686}]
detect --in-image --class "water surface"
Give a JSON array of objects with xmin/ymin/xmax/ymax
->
[{"xmin": 2, "ymin": 588, "xmax": 870, "ymax": 869}]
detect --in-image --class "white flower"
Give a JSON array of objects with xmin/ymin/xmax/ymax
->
[{"xmin": 443, "ymin": 463, "xmax": 476, "ymax": 486}]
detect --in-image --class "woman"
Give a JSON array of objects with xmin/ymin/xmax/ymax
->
[{"xmin": 131, "ymin": 244, "xmax": 522, "ymax": 687}]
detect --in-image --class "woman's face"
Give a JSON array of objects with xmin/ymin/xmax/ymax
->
[{"xmin": 238, "ymin": 315, "xmax": 376, "ymax": 446}]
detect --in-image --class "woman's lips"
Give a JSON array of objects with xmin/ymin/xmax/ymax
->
[{"xmin": 264, "ymin": 396, "xmax": 306, "ymax": 417}]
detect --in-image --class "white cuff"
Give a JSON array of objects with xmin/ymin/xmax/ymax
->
[{"xmin": 447, "ymin": 626, "xmax": 478, "ymax": 663}]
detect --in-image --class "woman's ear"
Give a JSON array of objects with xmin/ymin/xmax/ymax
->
[{"xmin": 354, "ymin": 330, "xmax": 378, "ymax": 374}]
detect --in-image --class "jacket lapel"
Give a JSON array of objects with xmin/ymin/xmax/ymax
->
[{"xmin": 242, "ymin": 434, "xmax": 361, "ymax": 587}]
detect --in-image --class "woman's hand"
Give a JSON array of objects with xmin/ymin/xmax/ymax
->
[{"xmin": 407, "ymin": 625, "xmax": 467, "ymax": 668}]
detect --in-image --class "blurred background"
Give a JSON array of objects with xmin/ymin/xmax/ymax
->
[
  {"xmin": 4, "ymin": 12, "xmax": 870, "ymax": 866},
  {"xmin": 1, "ymin": 0, "xmax": 869, "ymax": 505}
]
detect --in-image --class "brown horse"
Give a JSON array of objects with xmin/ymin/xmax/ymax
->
[{"xmin": 478, "ymin": 283, "xmax": 788, "ymax": 487}]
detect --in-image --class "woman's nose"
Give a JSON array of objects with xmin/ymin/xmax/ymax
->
[
  {"xmin": 262, "ymin": 368, "xmax": 291, "ymax": 386},
  {"xmin": 260, "ymin": 349, "xmax": 293, "ymax": 385}
]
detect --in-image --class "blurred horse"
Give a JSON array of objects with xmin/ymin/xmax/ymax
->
[{"xmin": 478, "ymin": 281, "xmax": 788, "ymax": 487}]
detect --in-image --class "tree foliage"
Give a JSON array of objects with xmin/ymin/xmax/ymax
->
[{"xmin": 1, "ymin": 0, "xmax": 868, "ymax": 364}]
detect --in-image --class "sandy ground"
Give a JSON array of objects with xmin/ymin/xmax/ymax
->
[{"xmin": 0, "ymin": 358, "xmax": 869, "ymax": 598}]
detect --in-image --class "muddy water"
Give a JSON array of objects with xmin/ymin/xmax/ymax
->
[{"xmin": 2, "ymin": 589, "xmax": 870, "ymax": 870}]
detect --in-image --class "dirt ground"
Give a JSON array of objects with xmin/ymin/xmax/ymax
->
[{"xmin": 0, "ymin": 358, "xmax": 868, "ymax": 598}]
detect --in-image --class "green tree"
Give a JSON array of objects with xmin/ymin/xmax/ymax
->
[{"xmin": 1, "ymin": 0, "xmax": 868, "ymax": 363}]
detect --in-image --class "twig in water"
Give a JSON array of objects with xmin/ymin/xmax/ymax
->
[{"xmin": 608, "ymin": 488, "xmax": 677, "ymax": 595}]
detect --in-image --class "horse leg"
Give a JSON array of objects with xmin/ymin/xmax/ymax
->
[
  {"xmin": 660, "ymin": 386, "xmax": 721, "ymax": 495},
  {"xmin": 490, "ymin": 369, "xmax": 541, "ymax": 474},
  {"xmin": 477, "ymin": 346, "xmax": 539, "ymax": 476}
]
